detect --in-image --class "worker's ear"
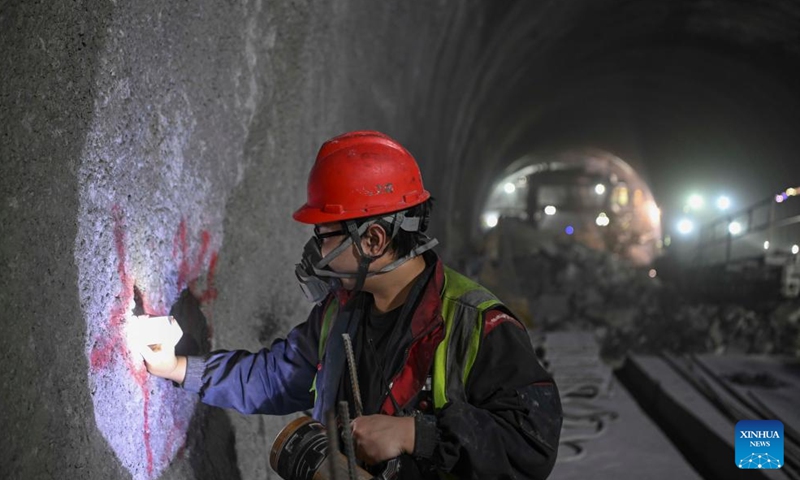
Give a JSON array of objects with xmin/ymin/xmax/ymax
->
[{"xmin": 362, "ymin": 223, "xmax": 391, "ymax": 257}]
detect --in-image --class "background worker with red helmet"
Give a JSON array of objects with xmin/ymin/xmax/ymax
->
[{"xmin": 133, "ymin": 131, "xmax": 563, "ymax": 479}]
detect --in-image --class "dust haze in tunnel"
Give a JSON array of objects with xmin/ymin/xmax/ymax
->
[{"xmin": 440, "ymin": 0, "xmax": 800, "ymax": 258}]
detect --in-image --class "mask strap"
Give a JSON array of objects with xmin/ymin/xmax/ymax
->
[
  {"xmin": 316, "ymin": 220, "xmax": 372, "ymax": 269},
  {"xmin": 345, "ymin": 220, "xmax": 378, "ymax": 293},
  {"xmin": 317, "ymin": 235, "xmax": 353, "ymax": 269},
  {"xmin": 388, "ymin": 212, "xmax": 403, "ymax": 240},
  {"xmin": 310, "ymin": 213, "xmax": 435, "ymax": 281},
  {"xmin": 373, "ymin": 236, "xmax": 439, "ymax": 274}
]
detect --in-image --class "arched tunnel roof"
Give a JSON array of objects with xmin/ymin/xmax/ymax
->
[{"xmin": 427, "ymin": 0, "xmax": 800, "ymax": 257}]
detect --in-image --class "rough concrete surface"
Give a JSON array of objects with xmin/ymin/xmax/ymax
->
[
  {"xmin": 1, "ymin": 1, "xmax": 481, "ymax": 479},
  {"xmin": 4, "ymin": 0, "xmax": 800, "ymax": 479}
]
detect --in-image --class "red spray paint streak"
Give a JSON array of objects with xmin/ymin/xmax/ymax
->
[
  {"xmin": 174, "ymin": 222, "xmax": 218, "ymax": 300},
  {"xmin": 88, "ymin": 206, "xmax": 154, "ymax": 475},
  {"xmin": 89, "ymin": 209, "xmax": 219, "ymax": 477},
  {"xmin": 173, "ymin": 220, "xmax": 218, "ymax": 342}
]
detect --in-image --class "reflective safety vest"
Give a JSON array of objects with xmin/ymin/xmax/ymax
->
[{"xmin": 312, "ymin": 266, "xmax": 504, "ymax": 412}]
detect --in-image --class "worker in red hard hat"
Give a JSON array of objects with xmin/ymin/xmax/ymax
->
[
  {"xmin": 293, "ymin": 130, "xmax": 439, "ymax": 302},
  {"xmin": 133, "ymin": 131, "xmax": 562, "ymax": 479}
]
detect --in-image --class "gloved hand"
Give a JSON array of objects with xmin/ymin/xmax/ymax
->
[{"xmin": 126, "ymin": 315, "xmax": 187, "ymax": 383}]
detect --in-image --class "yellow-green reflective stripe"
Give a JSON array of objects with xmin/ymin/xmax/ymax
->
[
  {"xmin": 434, "ymin": 270, "xmax": 501, "ymax": 408},
  {"xmin": 433, "ymin": 270, "xmax": 455, "ymax": 409},
  {"xmin": 319, "ymin": 300, "xmax": 338, "ymax": 359},
  {"xmin": 311, "ymin": 300, "xmax": 339, "ymax": 399},
  {"xmin": 441, "ymin": 267, "xmax": 496, "ymax": 387},
  {"xmin": 442, "ymin": 266, "xmax": 489, "ymax": 298},
  {"xmin": 433, "ymin": 316, "xmax": 452, "ymax": 409},
  {"xmin": 462, "ymin": 298, "xmax": 500, "ymax": 384}
]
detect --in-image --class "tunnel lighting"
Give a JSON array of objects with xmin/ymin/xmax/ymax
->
[
  {"xmin": 728, "ymin": 221, "xmax": 742, "ymax": 235},
  {"xmin": 483, "ymin": 212, "xmax": 499, "ymax": 228},
  {"xmin": 594, "ymin": 184, "xmax": 606, "ymax": 195},
  {"xmin": 716, "ymin": 196, "xmax": 731, "ymax": 211},
  {"xmin": 687, "ymin": 194, "xmax": 704, "ymax": 210},
  {"xmin": 595, "ymin": 212, "xmax": 610, "ymax": 227},
  {"xmin": 764, "ymin": 240, "xmax": 770, "ymax": 250},
  {"xmin": 648, "ymin": 269, "xmax": 657, "ymax": 279},
  {"xmin": 793, "ymin": 245, "xmax": 799, "ymax": 255},
  {"xmin": 503, "ymin": 182, "xmax": 516, "ymax": 194},
  {"xmin": 565, "ymin": 225, "xmax": 574, "ymax": 235},
  {"xmin": 677, "ymin": 218, "xmax": 694, "ymax": 235},
  {"xmin": 544, "ymin": 205, "xmax": 557, "ymax": 216}
]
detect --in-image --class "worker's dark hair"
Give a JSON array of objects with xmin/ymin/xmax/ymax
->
[{"xmin": 357, "ymin": 198, "xmax": 435, "ymax": 259}]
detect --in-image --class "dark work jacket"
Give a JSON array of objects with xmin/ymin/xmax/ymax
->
[{"xmin": 183, "ymin": 251, "xmax": 562, "ymax": 479}]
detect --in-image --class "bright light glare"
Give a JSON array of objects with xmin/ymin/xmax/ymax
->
[
  {"xmin": 687, "ymin": 194, "xmax": 704, "ymax": 210},
  {"xmin": 677, "ymin": 218, "xmax": 694, "ymax": 235},
  {"xmin": 648, "ymin": 269, "xmax": 657, "ymax": 278},
  {"xmin": 776, "ymin": 194, "xmax": 785, "ymax": 203},
  {"xmin": 503, "ymin": 182, "xmax": 516, "ymax": 194},
  {"xmin": 483, "ymin": 213, "xmax": 499, "ymax": 228},
  {"xmin": 728, "ymin": 221, "xmax": 742, "ymax": 235},
  {"xmin": 716, "ymin": 196, "xmax": 731, "ymax": 210},
  {"xmin": 787, "ymin": 187, "xmax": 797, "ymax": 196},
  {"xmin": 595, "ymin": 184, "xmax": 606, "ymax": 195},
  {"xmin": 595, "ymin": 212, "xmax": 610, "ymax": 227},
  {"xmin": 793, "ymin": 244, "xmax": 799, "ymax": 255},
  {"xmin": 125, "ymin": 315, "xmax": 176, "ymax": 349},
  {"xmin": 565, "ymin": 225, "xmax": 574, "ymax": 235},
  {"xmin": 648, "ymin": 203, "xmax": 660, "ymax": 225},
  {"xmin": 764, "ymin": 241, "xmax": 770, "ymax": 250},
  {"xmin": 544, "ymin": 205, "xmax": 557, "ymax": 216}
]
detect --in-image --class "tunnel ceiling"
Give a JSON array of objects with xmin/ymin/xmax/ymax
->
[{"xmin": 442, "ymin": 0, "xmax": 800, "ymax": 251}]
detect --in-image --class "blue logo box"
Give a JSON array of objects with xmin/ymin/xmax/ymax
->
[{"xmin": 735, "ymin": 420, "xmax": 784, "ymax": 469}]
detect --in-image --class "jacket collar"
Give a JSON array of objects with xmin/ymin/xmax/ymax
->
[{"xmin": 331, "ymin": 250, "xmax": 445, "ymax": 335}]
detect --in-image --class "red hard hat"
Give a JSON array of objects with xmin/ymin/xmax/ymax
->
[{"xmin": 293, "ymin": 131, "xmax": 431, "ymax": 224}]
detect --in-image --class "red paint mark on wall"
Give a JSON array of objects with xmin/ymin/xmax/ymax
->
[
  {"xmin": 174, "ymin": 221, "xmax": 218, "ymax": 305},
  {"xmin": 89, "ymin": 207, "xmax": 219, "ymax": 478},
  {"xmin": 172, "ymin": 220, "xmax": 218, "ymax": 344},
  {"xmin": 89, "ymin": 206, "xmax": 136, "ymax": 372}
]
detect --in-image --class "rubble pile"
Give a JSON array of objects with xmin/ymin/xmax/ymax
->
[{"xmin": 474, "ymin": 220, "xmax": 800, "ymax": 363}]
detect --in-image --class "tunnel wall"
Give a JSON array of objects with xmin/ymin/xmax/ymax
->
[
  {"xmin": 6, "ymin": 1, "xmax": 800, "ymax": 479},
  {"xmin": 0, "ymin": 1, "xmax": 487, "ymax": 479}
]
